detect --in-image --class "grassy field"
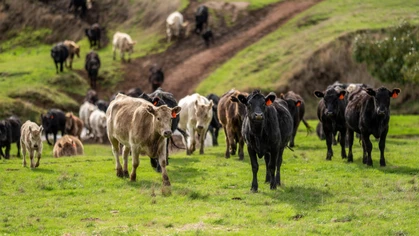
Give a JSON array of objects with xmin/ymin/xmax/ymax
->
[
  {"xmin": 1, "ymin": 115, "xmax": 418, "ymax": 235},
  {"xmin": 196, "ymin": 0, "xmax": 419, "ymax": 96}
]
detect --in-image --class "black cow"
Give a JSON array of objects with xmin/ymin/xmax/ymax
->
[
  {"xmin": 202, "ymin": 29, "xmax": 214, "ymax": 47},
  {"xmin": 95, "ymin": 99, "xmax": 109, "ymax": 112},
  {"xmin": 148, "ymin": 65, "xmax": 164, "ymax": 92},
  {"xmin": 345, "ymin": 86, "xmax": 400, "ymax": 166},
  {"xmin": 85, "ymin": 23, "xmax": 101, "ymax": 49},
  {"xmin": 85, "ymin": 51, "xmax": 101, "ymax": 89},
  {"xmin": 85, "ymin": 89, "xmax": 98, "ymax": 104},
  {"xmin": 126, "ymin": 88, "xmax": 143, "ymax": 98},
  {"xmin": 69, "ymin": 0, "xmax": 87, "ymax": 17},
  {"xmin": 0, "ymin": 116, "xmax": 21, "ymax": 159},
  {"xmin": 279, "ymin": 91, "xmax": 311, "ymax": 147},
  {"xmin": 139, "ymin": 88, "xmax": 187, "ymax": 172},
  {"xmin": 41, "ymin": 109, "xmax": 66, "ymax": 145},
  {"xmin": 237, "ymin": 90, "xmax": 293, "ymax": 191},
  {"xmin": 206, "ymin": 93, "xmax": 221, "ymax": 146},
  {"xmin": 195, "ymin": 5, "xmax": 209, "ymax": 34},
  {"xmin": 51, "ymin": 43, "xmax": 69, "ymax": 74},
  {"xmin": 314, "ymin": 86, "xmax": 347, "ymax": 161}
]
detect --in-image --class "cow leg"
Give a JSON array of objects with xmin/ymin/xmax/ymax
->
[
  {"xmin": 69, "ymin": 54, "xmax": 74, "ymax": 69},
  {"xmin": 248, "ymin": 147, "xmax": 259, "ymax": 192},
  {"xmin": 110, "ymin": 137, "xmax": 123, "ymax": 177},
  {"xmin": 16, "ymin": 141, "xmax": 21, "ymax": 158},
  {"xmin": 199, "ymin": 129, "xmax": 206, "ymax": 154},
  {"xmin": 238, "ymin": 136, "xmax": 245, "ymax": 161},
  {"xmin": 60, "ymin": 62, "xmax": 64, "ymax": 72},
  {"xmin": 289, "ymin": 126, "xmax": 297, "ymax": 147},
  {"xmin": 122, "ymin": 145, "xmax": 130, "ymax": 178},
  {"xmin": 5, "ymin": 142, "xmax": 11, "ymax": 159},
  {"xmin": 130, "ymin": 149, "xmax": 140, "ymax": 181},
  {"xmin": 275, "ymin": 148, "xmax": 285, "ymax": 187},
  {"xmin": 347, "ymin": 130, "xmax": 354, "ymax": 162},
  {"xmin": 21, "ymin": 141, "xmax": 27, "ymax": 167},
  {"xmin": 55, "ymin": 62, "xmax": 59, "ymax": 74},
  {"xmin": 159, "ymin": 146, "xmax": 170, "ymax": 186},
  {"xmin": 35, "ymin": 150, "xmax": 41, "ymax": 168},
  {"xmin": 213, "ymin": 127, "xmax": 219, "ymax": 146},
  {"xmin": 187, "ymin": 125, "xmax": 196, "ymax": 155},
  {"xmin": 223, "ymin": 127, "xmax": 230, "ymax": 158},
  {"xmin": 0, "ymin": 148, "xmax": 4, "ymax": 159},
  {"xmin": 45, "ymin": 132, "xmax": 52, "ymax": 146},
  {"xmin": 226, "ymin": 125, "xmax": 236, "ymax": 156},
  {"xmin": 363, "ymin": 135, "xmax": 373, "ymax": 166},
  {"xmin": 53, "ymin": 132, "xmax": 57, "ymax": 145},
  {"xmin": 112, "ymin": 46, "xmax": 116, "ymax": 60},
  {"xmin": 29, "ymin": 150, "xmax": 35, "ymax": 168},
  {"xmin": 379, "ymin": 129, "xmax": 388, "ymax": 167},
  {"xmin": 325, "ymin": 131, "xmax": 334, "ymax": 160},
  {"xmin": 264, "ymin": 155, "xmax": 270, "ymax": 183},
  {"xmin": 128, "ymin": 52, "xmax": 131, "ymax": 63},
  {"xmin": 340, "ymin": 128, "xmax": 347, "ymax": 159},
  {"xmin": 120, "ymin": 50, "xmax": 125, "ymax": 62}
]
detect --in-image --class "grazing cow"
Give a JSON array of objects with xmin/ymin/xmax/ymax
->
[
  {"xmin": 206, "ymin": 93, "xmax": 221, "ymax": 146},
  {"xmin": 69, "ymin": 0, "xmax": 87, "ymax": 17},
  {"xmin": 53, "ymin": 135, "xmax": 84, "ymax": 157},
  {"xmin": 51, "ymin": 43, "xmax": 69, "ymax": 74},
  {"xmin": 85, "ymin": 23, "xmax": 101, "ymax": 49},
  {"xmin": 95, "ymin": 99, "xmax": 109, "ymax": 112},
  {"xmin": 237, "ymin": 90, "xmax": 293, "ymax": 191},
  {"xmin": 106, "ymin": 94, "xmax": 181, "ymax": 186},
  {"xmin": 314, "ymin": 85, "xmax": 347, "ymax": 161},
  {"xmin": 166, "ymin": 11, "xmax": 190, "ymax": 43},
  {"xmin": 218, "ymin": 89, "xmax": 247, "ymax": 160},
  {"xmin": 112, "ymin": 32, "xmax": 136, "ymax": 62},
  {"xmin": 85, "ymin": 51, "xmax": 101, "ymax": 89},
  {"xmin": 0, "ymin": 116, "xmax": 21, "ymax": 159},
  {"xmin": 65, "ymin": 112, "xmax": 83, "ymax": 139},
  {"xmin": 195, "ymin": 5, "xmax": 209, "ymax": 34},
  {"xmin": 139, "ymin": 88, "xmax": 186, "ymax": 172},
  {"xmin": 202, "ymin": 29, "xmax": 214, "ymax": 47},
  {"xmin": 63, "ymin": 40, "xmax": 80, "ymax": 69},
  {"xmin": 41, "ymin": 109, "xmax": 66, "ymax": 145},
  {"xmin": 178, "ymin": 93, "xmax": 213, "ymax": 155},
  {"xmin": 85, "ymin": 89, "xmax": 98, "ymax": 104},
  {"xmin": 20, "ymin": 121, "xmax": 43, "ymax": 168},
  {"xmin": 345, "ymin": 86, "xmax": 401, "ymax": 166},
  {"xmin": 89, "ymin": 109, "xmax": 107, "ymax": 143},
  {"xmin": 79, "ymin": 101, "xmax": 97, "ymax": 134},
  {"xmin": 126, "ymin": 87, "xmax": 143, "ymax": 98},
  {"xmin": 279, "ymin": 91, "xmax": 311, "ymax": 147},
  {"xmin": 149, "ymin": 65, "xmax": 164, "ymax": 92}
]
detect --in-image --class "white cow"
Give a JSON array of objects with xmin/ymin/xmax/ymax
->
[
  {"xmin": 178, "ymin": 93, "xmax": 213, "ymax": 155},
  {"xmin": 79, "ymin": 101, "xmax": 97, "ymax": 135},
  {"xmin": 89, "ymin": 109, "xmax": 107, "ymax": 143},
  {"xmin": 112, "ymin": 32, "xmax": 136, "ymax": 62},
  {"xmin": 166, "ymin": 11, "xmax": 190, "ymax": 43}
]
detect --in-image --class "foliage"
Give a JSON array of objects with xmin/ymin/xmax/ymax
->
[
  {"xmin": 353, "ymin": 21, "xmax": 419, "ymax": 84},
  {"xmin": 1, "ymin": 116, "xmax": 419, "ymax": 234},
  {"xmin": 0, "ymin": 28, "xmax": 52, "ymax": 53}
]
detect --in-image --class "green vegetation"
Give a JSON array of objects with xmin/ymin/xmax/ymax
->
[
  {"xmin": 354, "ymin": 21, "xmax": 419, "ymax": 84},
  {"xmin": 196, "ymin": 0, "xmax": 419, "ymax": 96},
  {"xmin": 1, "ymin": 115, "xmax": 418, "ymax": 234}
]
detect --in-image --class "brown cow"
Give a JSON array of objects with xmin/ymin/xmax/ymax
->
[
  {"xmin": 65, "ymin": 112, "xmax": 84, "ymax": 139},
  {"xmin": 53, "ymin": 135, "xmax": 84, "ymax": 157},
  {"xmin": 63, "ymin": 40, "xmax": 80, "ymax": 69},
  {"xmin": 106, "ymin": 94, "xmax": 181, "ymax": 186},
  {"xmin": 20, "ymin": 121, "xmax": 43, "ymax": 168},
  {"xmin": 218, "ymin": 89, "xmax": 248, "ymax": 160}
]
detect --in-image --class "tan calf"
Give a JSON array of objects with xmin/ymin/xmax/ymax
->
[
  {"xmin": 65, "ymin": 112, "xmax": 84, "ymax": 139},
  {"xmin": 106, "ymin": 94, "xmax": 181, "ymax": 186},
  {"xmin": 53, "ymin": 135, "xmax": 84, "ymax": 157},
  {"xmin": 20, "ymin": 121, "xmax": 43, "ymax": 168},
  {"xmin": 63, "ymin": 40, "xmax": 80, "ymax": 69}
]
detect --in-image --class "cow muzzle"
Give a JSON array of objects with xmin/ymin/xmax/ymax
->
[
  {"xmin": 325, "ymin": 111, "xmax": 334, "ymax": 117},
  {"xmin": 196, "ymin": 125, "xmax": 204, "ymax": 130},
  {"xmin": 377, "ymin": 109, "xmax": 387, "ymax": 116},
  {"xmin": 163, "ymin": 131, "xmax": 172, "ymax": 138},
  {"xmin": 253, "ymin": 113, "xmax": 264, "ymax": 121}
]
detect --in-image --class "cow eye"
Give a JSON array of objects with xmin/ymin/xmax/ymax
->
[{"xmin": 157, "ymin": 117, "xmax": 160, "ymax": 121}]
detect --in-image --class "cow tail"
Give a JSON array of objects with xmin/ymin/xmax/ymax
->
[
  {"xmin": 302, "ymin": 119, "xmax": 312, "ymax": 136},
  {"xmin": 286, "ymin": 145, "xmax": 294, "ymax": 152}
]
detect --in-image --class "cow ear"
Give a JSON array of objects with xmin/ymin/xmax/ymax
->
[
  {"xmin": 366, "ymin": 88, "xmax": 376, "ymax": 97},
  {"xmin": 146, "ymin": 105, "xmax": 156, "ymax": 115},
  {"xmin": 265, "ymin": 93, "xmax": 276, "ymax": 106},
  {"xmin": 230, "ymin": 96, "xmax": 239, "ymax": 103},
  {"xmin": 208, "ymin": 100, "xmax": 213, "ymax": 109},
  {"xmin": 314, "ymin": 91, "xmax": 324, "ymax": 98},
  {"xmin": 279, "ymin": 93, "xmax": 285, "ymax": 99},
  {"xmin": 29, "ymin": 126, "xmax": 32, "ymax": 132},
  {"xmin": 391, "ymin": 88, "xmax": 401, "ymax": 98},
  {"xmin": 237, "ymin": 94, "xmax": 247, "ymax": 105},
  {"xmin": 58, "ymin": 143, "xmax": 62, "ymax": 148},
  {"xmin": 39, "ymin": 126, "xmax": 43, "ymax": 133},
  {"xmin": 296, "ymin": 101, "xmax": 302, "ymax": 107},
  {"xmin": 171, "ymin": 106, "xmax": 182, "ymax": 118},
  {"xmin": 338, "ymin": 91, "xmax": 346, "ymax": 100}
]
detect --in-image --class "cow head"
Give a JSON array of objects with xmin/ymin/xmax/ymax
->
[
  {"xmin": 366, "ymin": 87, "xmax": 401, "ymax": 116},
  {"xmin": 237, "ymin": 90, "xmax": 275, "ymax": 123},
  {"xmin": 28, "ymin": 125, "xmax": 43, "ymax": 150},
  {"xmin": 194, "ymin": 100, "xmax": 213, "ymax": 131},
  {"xmin": 0, "ymin": 121, "xmax": 9, "ymax": 142},
  {"xmin": 75, "ymin": 46, "xmax": 80, "ymax": 58},
  {"xmin": 56, "ymin": 138, "xmax": 77, "ymax": 157},
  {"xmin": 41, "ymin": 113, "xmax": 55, "ymax": 130},
  {"xmin": 314, "ymin": 88, "xmax": 346, "ymax": 117},
  {"xmin": 146, "ymin": 105, "xmax": 181, "ymax": 138}
]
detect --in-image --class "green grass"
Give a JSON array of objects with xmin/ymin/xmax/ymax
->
[
  {"xmin": 196, "ymin": 0, "xmax": 419, "ymax": 96},
  {"xmin": 1, "ymin": 115, "xmax": 418, "ymax": 235}
]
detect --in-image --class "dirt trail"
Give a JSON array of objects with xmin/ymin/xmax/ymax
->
[{"xmin": 120, "ymin": 0, "xmax": 322, "ymax": 100}]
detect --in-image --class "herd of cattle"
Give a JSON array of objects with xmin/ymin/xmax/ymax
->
[
  {"xmin": 51, "ymin": 3, "xmax": 212, "ymax": 90},
  {"xmin": 0, "ymin": 81, "xmax": 400, "ymax": 191}
]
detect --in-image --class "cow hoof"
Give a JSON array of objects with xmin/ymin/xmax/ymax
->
[
  {"xmin": 130, "ymin": 174, "xmax": 136, "ymax": 181},
  {"xmin": 161, "ymin": 186, "xmax": 171, "ymax": 196},
  {"xmin": 123, "ymin": 171, "xmax": 129, "ymax": 178},
  {"xmin": 250, "ymin": 187, "xmax": 258, "ymax": 193},
  {"xmin": 116, "ymin": 169, "xmax": 124, "ymax": 178},
  {"xmin": 163, "ymin": 181, "xmax": 171, "ymax": 187},
  {"xmin": 270, "ymin": 184, "xmax": 277, "ymax": 190},
  {"xmin": 35, "ymin": 163, "xmax": 40, "ymax": 167}
]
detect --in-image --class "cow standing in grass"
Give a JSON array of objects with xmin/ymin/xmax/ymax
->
[
  {"xmin": 20, "ymin": 121, "xmax": 43, "ymax": 168},
  {"xmin": 112, "ymin": 32, "xmax": 136, "ymax": 62},
  {"xmin": 63, "ymin": 40, "xmax": 80, "ymax": 69},
  {"xmin": 345, "ymin": 86, "xmax": 400, "ymax": 166},
  {"xmin": 206, "ymin": 93, "xmax": 221, "ymax": 147},
  {"xmin": 85, "ymin": 23, "xmax": 101, "ymax": 49},
  {"xmin": 41, "ymin": 109, "xmax": 66, "ymax": 145},
  {"xmin": 166, "ymin": 12, "xmax": 190, "ymax": 43},
  {"xmin": 237, "ymin": 90, "xmax": 293, "ymax": 191},
  {"xmin": 51, "ymin": 43, "xmax": 69, "ymax": 74},
  {"xmin": 85, "ymin": 51, "xmax": 101, "ymax": 89},
  {"xmin": 195, "ymin": 5, "xmax": 209, "ymax": 34},
  {"xmin": 65, "ymin": 112, "xmax": 83, "ymax": 139},
  {"xmin": 0, "ymin": 116, "xmax": 21, "ymax": 159},
  {"xmin": 106, "ymin": 94, "xmax": 181, "ymax": 186}
]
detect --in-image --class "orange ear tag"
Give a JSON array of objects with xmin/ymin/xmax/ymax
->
[
  {"xmin": 339, "ymin": 94, "xmax": 344, "ymax": 100},
  {"xmin": 296, "ymin": 101, "xmax": 301, "ymax": 107},
  {"xmin": 171, "ymin": 111, "xmax": 177, "ymax": 118},
  {"xmin": 266, "ymin": 100, "xmax": 273, "ymax": 106},
  {"xmin": 50, "ymin": 115, "xmax": 54, "ymax": 119},
  {"xmin": 392, "ymin": 92, "xmax": 398, "ymax": 98},
  {"xmin": 153, "ymin": 101, "xmax": 158, "ymax": 105}
]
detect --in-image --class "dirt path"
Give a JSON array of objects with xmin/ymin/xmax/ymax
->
[{"xmin": 119, "ymin": 0, "xmax": 322, "ymax": 100}]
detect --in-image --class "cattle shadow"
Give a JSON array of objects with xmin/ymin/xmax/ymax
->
[
  {"xmin": 351, "ymin": 159, "xmax": 419, "ymax": 175},
  {"xmin": 31, "ymin": 168, "xmax": 55, "ymax": 174}
]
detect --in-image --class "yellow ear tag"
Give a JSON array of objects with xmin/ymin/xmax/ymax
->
[
  {"xmin": 266, "ymin": 100, "xmax": 273, "ymax": 106},
  {"xmin": 171, "ymin": 111, "xmax": 177, "ymax": 118}
]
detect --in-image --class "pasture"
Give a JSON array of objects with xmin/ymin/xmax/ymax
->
[{"xmin": 1, "ymin": 115, "xmax": 419, "ymax": 235}]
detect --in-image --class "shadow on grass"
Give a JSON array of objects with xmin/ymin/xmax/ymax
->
[
  {"xmin": 352, "ymin": 159, "xmax": 419, "ymax": 175},
  {"xmin": 32, "ymin": 168, "xmax": 55, "ymax": 174}
]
